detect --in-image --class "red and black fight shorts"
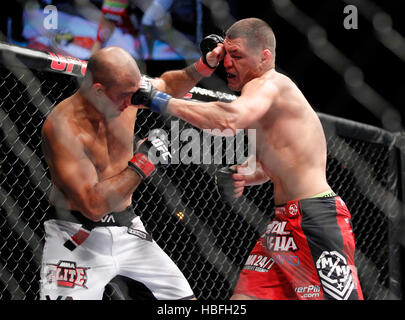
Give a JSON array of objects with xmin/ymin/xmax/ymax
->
[{"xmin": 233, "ymin": 196, "xmax": 363, "ymax": 300}]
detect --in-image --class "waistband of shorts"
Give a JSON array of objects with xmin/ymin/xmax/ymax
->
[
  {"xmin": 274, "ymin": 194, "xmax": 342, "ymax": 218},
  {"xmin": 46, "ymin": 205, "xmax": 137, "ymax": 229}
]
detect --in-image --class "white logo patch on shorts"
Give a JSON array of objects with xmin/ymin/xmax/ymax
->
[
  {"xmin": 127, "ymin": 226, "xmax": 153, "ymax": 242},
  {"xmin": 316, "ymin": 251, "xmax": 354, "ymax": 300}
]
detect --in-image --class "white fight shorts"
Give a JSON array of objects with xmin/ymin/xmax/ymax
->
[{"xmin": 40, "ymin": 209, "xmax": 194, "ymax": 300}]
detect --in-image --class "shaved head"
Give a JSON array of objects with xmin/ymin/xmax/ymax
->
[{"xmin": 83, "ymin": 46, "xmax": 141, "ymax": 89}]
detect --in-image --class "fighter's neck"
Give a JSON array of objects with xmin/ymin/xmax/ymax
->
[{"xmin": 74, "ymin": 90, "xmax": 107, "ymax": 123}]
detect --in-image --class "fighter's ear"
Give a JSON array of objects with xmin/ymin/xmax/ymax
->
[
  {"xmin": 260, "ymin": 49, "xmax": 272, "ymax": 67},
  {"xmin": 92, "ymin": 82, "xmax": 105, "ymax": 96}
]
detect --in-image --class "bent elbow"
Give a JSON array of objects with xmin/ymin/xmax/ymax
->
[
  {"xmin": 80, "ymin": 197, "xmax": 110, "ymax": 222},
  {"xmin": 80, "ymin": 207, "xmax": 106, "ymax": 222},
  {"xmin": 222, "ymin": 116, "xmax": 241, "ymax": 136},
  {"xmin": 208, "ymin": 121, "xmax": 238, "ymax": 136},
  {"xmin": 87, "ymin": 213, "xmax": 104, "ymax": 222}
]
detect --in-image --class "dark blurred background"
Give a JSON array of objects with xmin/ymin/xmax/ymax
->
[{"xmin": 1, "ymin": 0, "xmax": 404, "ymax": 130}]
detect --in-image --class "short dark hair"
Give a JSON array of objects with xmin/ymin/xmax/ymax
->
[{"xmin": 226, "ymin": 18, "xmax": 276, "ymax": 59}]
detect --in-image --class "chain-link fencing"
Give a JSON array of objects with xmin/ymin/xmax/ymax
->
[{"xmin": 0, "ymin": 43, "xmax": 404, "ymax": 300}]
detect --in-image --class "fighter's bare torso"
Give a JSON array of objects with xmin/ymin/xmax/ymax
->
[
  {"xmin": 42, "ymin": 92, "xmax": 138, "ymax": 212},
  {"xmin": 245, "ymin": 69, "xmax": 330, "ymax": 204}
]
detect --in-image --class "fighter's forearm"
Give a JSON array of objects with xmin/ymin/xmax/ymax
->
[
  {"xmin": 158, "ymin": 66, "xmax": 203, "ymax": 98},
  {"xmin": 84, "ymin": 132, "xmax": 169, "ymax": 220},
  {"xmin": 167, "ymin": 98, "xmax": 239, "ymax": 135},
  {"xmin": 157, "ymin": 41, "xmax": 221, "ymax": 98},
  {"xmin": 84, "ymin": 168, "xmax": 142, "ymax": 221},
  {"xmin": 237, "ymin": 157, "xmax": 270, "ymax": 186},
  {"xmin": 94, "ymin": 14, "xmax": 115, "ymax": 49},
  {"xmin": 244, "ymin": 168, "xmax": 270, "ymax": 186}
]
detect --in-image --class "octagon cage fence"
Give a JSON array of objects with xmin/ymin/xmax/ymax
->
[{"xmin": 0, "ymin": 43, "xmax": 404, "ymax": 300}]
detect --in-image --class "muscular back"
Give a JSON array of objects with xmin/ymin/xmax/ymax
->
[
  {"xmin": 250, "ymin": 70, "xmax": 330, "ymax": 204},
  {"xmin": 42, "ymin": 92, "xmax": 138, "ymax": 215}
]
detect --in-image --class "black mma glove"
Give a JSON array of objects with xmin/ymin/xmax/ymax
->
[
  {"xmin": 194, "ymin": 34, "xmax": 224, "ymax": 76},
  {"xmin": 215, "ymin": 166, "xmax": 237, "ymax": 199},
  {"xmin": 200, "ymin": 34, "xmax": 224, "ymax": 68},
  {"xmin": 128, "ymin": 129, "xmax": 171, "ymax": 179},
  {"xmin": 131, "ymin": 78, "xmax": 172, "ymax": 114}
]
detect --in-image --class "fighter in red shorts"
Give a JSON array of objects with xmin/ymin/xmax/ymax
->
[
  {"xmin": 130, "ymin": 17, "xmax": 364, "ymax": 300},
  {"xmin": 231, "ymin": 185, "xmax": 363, "ymax": 299}
]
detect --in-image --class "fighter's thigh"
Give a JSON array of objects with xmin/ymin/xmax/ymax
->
[
  {"xmin": 39, "ymin": 222, "xmax": 114, "ymax": 300},
  {"xmin": 117, "ymin": 236, "xmax": 194, "ymax": 300}
]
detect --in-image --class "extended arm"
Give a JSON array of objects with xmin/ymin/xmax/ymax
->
[
  {"xmin": 91, "ymin": 12, "xmax": 116, "ymax": 54},
  {"xmin": 167, "ymin": 78, "xmax": 278, "ymax": 133},
  {"xmin": 132, "ymin": 75, "xmax": 278, "ymax": 134}
]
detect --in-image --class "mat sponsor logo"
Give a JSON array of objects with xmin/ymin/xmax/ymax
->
[
  {"xmin": 316, "ymin": 251, "xmax": 354, "ymax": 300},
  {"xmin": 44, "ymin": 260, "xmax": 89, "ymax": 289}
]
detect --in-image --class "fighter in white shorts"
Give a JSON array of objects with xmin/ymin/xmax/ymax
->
[
  {"xmin": 40, "ymin": 44, "xmax": 222, "ymax": 300},
  {"xmin": 41, "ymin": 205, "xmax": 194, "ymax": 300}
]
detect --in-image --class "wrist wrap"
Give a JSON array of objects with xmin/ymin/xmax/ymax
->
[
  {"xmin": 128, "ymin": 153, "xmax": 156, "ymax": 179},
  {"xmin": 194, "ymin": 57, "xmax": 217, "ymax": 77}
]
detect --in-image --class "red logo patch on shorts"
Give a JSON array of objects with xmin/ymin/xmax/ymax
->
[
  {"xmin": 288, "ymin": 204, "xmax": 298, "ymax": 216},
  {"xmin": 45, "ymin": 260, "xmax": 90, "ymax": 289}
]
